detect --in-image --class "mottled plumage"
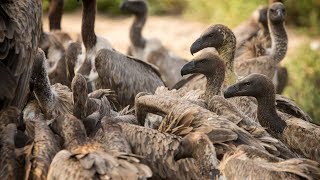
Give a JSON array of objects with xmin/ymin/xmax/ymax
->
[
  {"xmin": 0, "ymin": 0, "xmax": 42, "ymax": 109},
  {"xmin": 225, "ymin": 73, "xmax": 320, "ymax": 162},
  {"xmin": 0, "ymin": 124, "xmax": 18, "ymax": 180},
  {"xmin": 121, "ymin": 0, "xmax": 188, "ymax": 88},
  {"xmin": 120, "ymin": 122, "xmax": 219, "ymax": 179},
  {"xmin": 234, "ymin": 2, "xmax": 288, "ymax": 79},
  {"xmin": 27, "ymin": 49, "xmax": 73, "ymax": 120},
  {"xmin": 24, "ymin": 118, "xmax": 61, "ymax": 180},
  {"xmin": 95, "ymin": 49, "xmax": 164, "ymax": 107},
  {"xmin": 48, "ymin": 114, "xmax": 152, "ymax": 180},
  {"xmin": 219, "ymin": 145, "xmax": 320, "ymax": 179}
]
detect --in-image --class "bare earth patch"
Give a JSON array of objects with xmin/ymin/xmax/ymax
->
[{"xmin": 42, "ymin": 11, "xmax": 307, "ymax": 61}]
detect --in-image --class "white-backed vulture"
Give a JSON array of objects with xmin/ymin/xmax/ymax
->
[
  {"xmin": 95, "ymin": 48, "xmax": 164, "ymax": 107},
  {"xmin": 119, "ymin": 122, "xmax": 219, "ymax": 179},
  {"xmin": 185, "ymin": 23, "xmax": 311, "ymax": 123},
  {"xmin": 76, "ymin": 0, "xmax": 112, "ymax": 82},
  {"xmin": 26, "ymin": 49, "xmax": 73, "ymax": 120},
  {"xmin": 47, "ymin": 114, "xmax": 152, "ymax": 180},
  {"xmin": 219, "ymin": 145, "xmax": 320, "ymax": 179},
  {"xmin": 224, "ymin": 73, "xmax": 320, "ymax": 162},
  {"xmin": 121, "ymin": 0, "xmax": 188, "ymax": 88},
  {"xmin": 0, "ymin": 0, "xmax": 42, "ymax": 110},
  {"xmin": 24, "ymin": 116, "xmax": 61, "ymax": 180}
]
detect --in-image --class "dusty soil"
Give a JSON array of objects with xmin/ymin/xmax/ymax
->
[{"xmin": 42, "ymin": 11, "xmax": 307, "ymax": 61}]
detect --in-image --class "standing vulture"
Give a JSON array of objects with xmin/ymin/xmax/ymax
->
[
  {"xmin": 0, "ymin": 0, "xmax": 42, "ymax": 110},
  {"xmin": 121, "ymin": 0, "xmax": 188, "ymax": 88}
]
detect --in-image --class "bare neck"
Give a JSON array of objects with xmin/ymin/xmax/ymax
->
[
  {"xmin": 73, "ymin": 91, "xmax": 88, "ymax": 119},
  {"xmin": 82, "ymin": 0, "xmax": 97, "ymax": 50},
  {"xmin": 256, "ymin": 93, "xmax": 286, "ymax": 137},
  {"xmin": 48, "ymin": 0, "xmax": 64, "ymax": 31},
  {"xmin": 33, "ymin": 63, "xmax": 55, "ymax": 115},
  {"xmin": 203, "ymin": 73, "xmax": 224, "ymax": 102},
  {"xmin": 269, "ymin": 20, "xmax": 287, "ymax": 64},
  {"xmin": 130, "ymin": 12, "xmax": 147, "ymax": 48},
  {"xmin": 217, "ymin": 38, "xmax": 236, "ymax": 84}
]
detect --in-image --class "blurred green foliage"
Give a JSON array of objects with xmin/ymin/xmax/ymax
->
[
  {"xmin": 43, "ymin": 0, "xmax": 186, "ymax": 15},
  {"xmin": 284, "ymin": 42, "xmax": 320, "ymax": 123},
  {"xmin": 43, "ymin": 0, "xmax": 320, "ymax": 34},
  {"xmin": 184, "ymin": 0, "xmax": 265, "ymax": 27},
  {"xmin": 284, "ymin": 0, "xmax": 320, "ymax": 36}
]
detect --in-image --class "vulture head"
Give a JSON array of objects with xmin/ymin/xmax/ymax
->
[
  {"xmin": 224, "ymin": 73, "xmax": 275, "ymax": 99},
  {"xmin": 120, "ymin": 0, "xmax": 148, "ymax": 15},
  {"xmin": 258, "ymin": 6, "xmax": 268, "ymax": 29},
  {"xmin": 268, "ymin": 2, "xmax": 286, "ymax": 24},
  {"xmin": 190, "ymin": 24, "xmax": 235, "ymax": 56},
  {"xmin": 181, "ymin": 52, "xmax": 225, "ymax": 78}
]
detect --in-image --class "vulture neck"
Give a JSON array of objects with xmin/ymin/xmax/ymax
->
[
  {"xmin": 73, "ymin": 89, "xmax": 88, "ymax": 120},
  {"xmin": 48, "ymin": 0, "xmax": 64, "ymax": 31},
  {"xmin": 33, "ymin": 61, "xmax": 55, "ymax": 115},
  {"xmin": 269, "ymin": 20, "xmax": 287, "ymax": 64},
  {"xmin": 256, "ymin": 92, "xmax": 287, "ymax": 138},
  {"xmin": 203, "ymin": 71, "xmax": 225, "ymax": 102},
  {"xmin": 216, "ymin": 37, "xmax": 236, "ymax": 84},
  {"xmin": 130, "ymin": 12, "xmax": 147, "ymax": 48},
  {"xmin": 66, "ymin": 55, "xmax": 76, "ymax": 84},
  {"xmin": 82, "ymin": 0, "xmax": 97, "ymax": 51}
]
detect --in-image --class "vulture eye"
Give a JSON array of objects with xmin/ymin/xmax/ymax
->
[{"xmin": 244, "ymin": 82, "xmax": 251, "ymax": 86}]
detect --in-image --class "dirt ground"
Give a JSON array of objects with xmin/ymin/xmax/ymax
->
[{"xmin": 42, "ymin": 11, "xmax": 308, "ymax": 61}]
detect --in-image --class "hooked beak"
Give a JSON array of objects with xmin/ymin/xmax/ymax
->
[
  {"xmin": 181, "ymin": 61, "xmax": 196, "ymax": 76},
  {"xmin": 224, "ymin": 84, "xmax": 241, "ymax": 98},
  {"xmin": 276, "ymin": 9, "xmax": 284, "ymax": 20},
  {"xmin": 190, "ymin": 37, "xmax": 204, "ymax": 55}
]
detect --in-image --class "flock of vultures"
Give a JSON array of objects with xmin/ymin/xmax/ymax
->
[{"xmin": 0, "ymin": 0, "xmax": 320, "ymax": 179}]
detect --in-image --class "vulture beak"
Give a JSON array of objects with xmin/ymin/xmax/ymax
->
[
  {"xmin": 190, "ymin": 37, "xmax": 203, "ymax": 56},
  {"xmin": 224, "ymin": 84, "xmax": 241, "ymax": 98},
  {"xmin": 276, "ymin": 9, "xmax": 284, "ymax": 19},
  {"xmin": 181, "ymin": 61, "xmax": 196, "ymax": 76}
]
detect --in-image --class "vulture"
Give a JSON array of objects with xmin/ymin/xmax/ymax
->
[
  {"xmin": 224, "ymin": 73, "xmax": 320, "ymax": 162},
  {"xmin": 134, "ymin": 93, "xmax": 290, "ymax": 156},
  {"xmin": 95, "ymin": 48, "xmax": 164, "ymax": 107},
  {"xmin": 76, "ymin": 0, "xmax": 112, "ymax": 81},
  {"xmin": 0, "ymin": 106, "xmax": 26, "ymax": 180},
  {"xmin": 118, "ymin": 122, "xmax": 219, "ymax": 179},
  {"xmin": 25, "ymin": 49, "xmax": 73, "ymax": 120},
  {"xmin": 0, "ymin": 123, "xmax": 19, "ymax": 180},
  {"xmin": 48, "ymin": 0, "xmax": 64, "ymax": 31},
  {"xmin": 66, "ymin": 42, "xmax": 82, "ymax": 84},
  {"xmin": 121, "ymin": 0, "xmax": 188, "ymax": 88},
  {"xmin": 76, "ymin": 0, "xmax": 164, "ymax": 108},
  {"xmin": 219, "ymin": 145, "xmax": 320, "ymax": 179},
  {"xmin": 235, "ymin": 2, "xmax": 288, "ymax": 80},
  {"xmin": 233, "ymin": 6, "xmax": 268, "ymax": 50},
  {"xmin": 71, "ymin": 73, "xmax": 119, "ymax": 136},
  {"xmin": 24, "ymin": 116, "xmax": 61, "ymax": 180},
  {"xmin": 0, "ymin": 0, "xmax": 42, "ymax": 110},
  {"xmin": 185, "ymin": 22, "xmax": 311, "ymax": 122},
  {"xmin": 47, "ymin": 114, "xmax": 152, "ymax": 180}
]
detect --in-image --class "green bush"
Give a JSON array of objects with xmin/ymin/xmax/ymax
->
[
  {"xmin": 43, "ymin": 0, "xmax": 186, "ymax": 15},
  {"xmin": 184, "ymin": 0, "xmax": 265, "ymax": 27},
  {"xmin": 284, "ymin": 42, "xmax": 320, "ymax": 123},
  {"xmin": 284, "ymin": 0, "xmax": 320, "ymax": 35}
]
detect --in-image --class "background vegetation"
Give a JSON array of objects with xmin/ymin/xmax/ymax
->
[
  {"xmin": 43, "ymin": 0, "xmax": 320, "ymax": 34},
  {"xmin": 283, "ymin": 43, "xmax": 320, "ymax": 124},
  {"xmin": 43, "ymin": 0, "xmax": 320, "ymax": 123}
]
